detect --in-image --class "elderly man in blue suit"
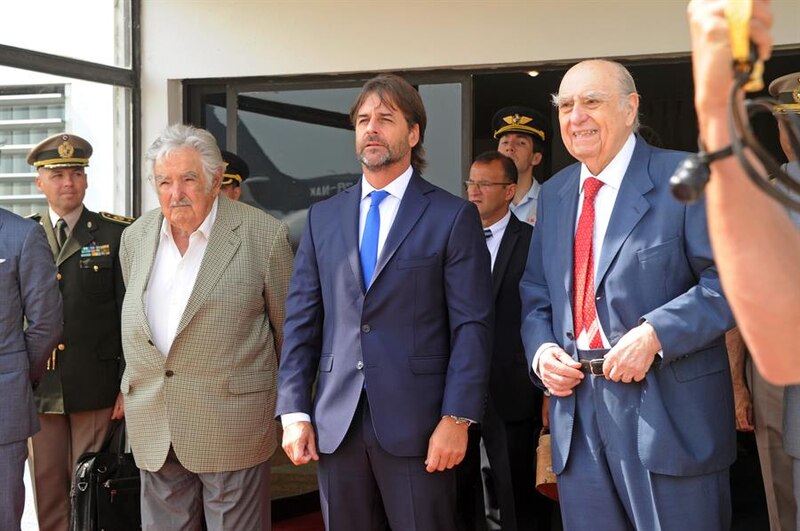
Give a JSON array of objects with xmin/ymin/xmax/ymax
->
[
  {"xmin": 0, "ymin": 207, "xmax": 62, "ymax": 530},
  {"xmin": 277, "ymin": 73, "xmax": 493, "ymax": 530},
  {"xmin": 521, "ymin": 59, "xmax": 735, "ymax": 530}
]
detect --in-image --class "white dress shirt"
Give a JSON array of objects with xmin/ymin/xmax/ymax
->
[
  {"xmin": 145, "ymin": 198, "xmax": 219, "ymax": 357},
  {"xmin": 49, "ymin": 205, "xmax": 83, "ymax": 236},
  {"xmin": 485, "ymin": 210, "xmax": 511, "ymax": 272},
  {"xmin": 281, "ymin": 166, "xmax": 414, "ymax": 428},
  {"xmin": 509, "ymin": 180, "xmax": 540, "ymax": 225},
  {"xmin": 359, "ymin": 165, "xmax": 414, "ymax": 263},
  {"xmin": 533, "ymin": 134, "xmax": 636, "ymax": 374}
]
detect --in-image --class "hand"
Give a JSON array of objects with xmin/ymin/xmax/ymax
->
[
  {"xmin": 111, "ymin": 393, "xmax": 125, "ymax": 420},
  {"xmin": 687, "ymin": 0, "xmax": 773, "ymax": 132},
  {"xmin": 541, "ymin": 395, "xmax": 550, "ymax": 428},
  {"xmin": 425, "ymin": 417, "xmax": 468, "ymax": 473},
  {"xmin": 733, "ymin": 383, "xmax": 755, "ymax": 431},
  {"xmin": 281, "ymin": 421, "xmax": 319, "ymax": 465},
  {"xmin": 538, "ymin": 346, "xmax": 583, "ymax": 397},
  {"xmin": 603, "ymin": 323, "xmax": 661, "ymax": 383}
]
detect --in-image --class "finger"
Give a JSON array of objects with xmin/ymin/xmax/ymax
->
[
  {"xmin": 553, "ymin": 349, "xmax": 582, "ymax": 368},
  {"xmin": 306, "ymin": 431, "xmax": 320, "ymax": 461},
  {"xmin": 425, "ymin": 452, "xmax": 439, "ymax": 473}
]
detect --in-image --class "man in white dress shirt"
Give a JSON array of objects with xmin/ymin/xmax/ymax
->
[
  {"xmin": 119, "ymin": 124, "xmax": 293, "ymax": 530},
  {"xmin": 520, "ymin": 59, "xmax": 735, "ymax": 530}
]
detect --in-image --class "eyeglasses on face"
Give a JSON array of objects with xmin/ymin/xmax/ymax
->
[{"xmin": 463, "ymin": 180, "xmax": 513, "ymax": 191}]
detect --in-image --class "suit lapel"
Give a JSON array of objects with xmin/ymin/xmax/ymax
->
[
  {"xmin": 40, "ymin": 211, "xmax": 59, "ymax": 259},
  {"xmin": 371, "ymin": 173, "xmax": 431, "ymax": 286},
  {"xmin": 491, "ymin": 214, "xmax": 519, "ymax": 300},
  {"xmin": 340, "ymin": 183, "xmax": 366, "ymax": 293},
  {"xmin": 596, "ymin": 138, "xmax": 653, "ymax": 288},
  {"xmin": 557, "ymin": 168, "xmax": 580, "ymax": 306},
  {"xmin": 173, "ymin": 197, "xmax": 241, "ymax": 340},
  {"xmin": 135, "ymin": 212, "xmax": 163, "ymax": 347}
]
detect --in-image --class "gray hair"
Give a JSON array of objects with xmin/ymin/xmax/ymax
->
[
  {"xmin": 145, "ymin": 124, "xmax": 224, "ymax": 192},
  {"xmin": 551, "ymin": 59, "xmax": 641, "ymax": 132}
]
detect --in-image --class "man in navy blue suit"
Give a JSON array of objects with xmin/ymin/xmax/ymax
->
[
  {"xmin": 0, "ymin": 208, "xmax": 62, "ymax": 530},
  {"xmin": 276, "ymin": 74, "xmax": 493, "ymax": 530},
  {"xmin": 521, "ymin": 59, "xmax": 736, "ymax": 530}
]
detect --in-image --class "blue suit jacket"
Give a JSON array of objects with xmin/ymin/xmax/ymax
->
[
  {"xmin": 0, "ymin": 208, "xmax": 62, "ymax": 445},
  {"xmin": 277, "ymin": 172, "xmax": 493, "ymax": 457},
  {"xmin": 520, "ymin": 137, "xmax": 736, "ymax": 477}
]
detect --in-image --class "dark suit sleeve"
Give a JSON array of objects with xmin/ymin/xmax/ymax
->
[
  {"xmin": 20, "ymin": 223, "xmax": 62, "ymax": 382},
  {"xmin": 276, "ymin": 205, "xmax": 324, "ymax": 417},
  {"xmin": 520, "ymin": 191, "xmax": 558, "ymax": 385},
  {"xmin": 440, "ymin": 201, "xmax": 493, "ymax": 422},
  {"xmin": 641, "ymin": 197, "xmax": 735, "ymax": 363}
]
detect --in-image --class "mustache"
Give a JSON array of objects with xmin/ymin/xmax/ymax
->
[
  {"xmin": 362, "ymin": 134, "xmax": 386, "ymax": 146},
  {"xmin": 170, "ymin": 198, "xmax": 192, "ymax": 208}
]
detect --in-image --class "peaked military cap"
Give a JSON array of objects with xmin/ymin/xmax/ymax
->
[
  {"xmin": 27, "ymin": 133, "xmax": 92, "ymax": 168},
  {"xmin": 769, "ymin": 72, "xmax": 800, "ymax": 115},
  {"xmin": 221, "ymin": 150, "xmax": 250, "ymax": 187},
  {"xmin": 492, "ymin": 106, "xmax": 550, "ymax": 146}
]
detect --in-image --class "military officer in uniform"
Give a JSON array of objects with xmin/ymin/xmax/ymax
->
[
  {"xmin": 493, "ymin": 106, "xmax": 550, "ymax": 225},
  {"xmin": 220, "ymin": 150, "xmax": 250, "ymax": 202},
  {"xmin": 27, "ymin": 133, "xmax": 132, "ymax": 531}
]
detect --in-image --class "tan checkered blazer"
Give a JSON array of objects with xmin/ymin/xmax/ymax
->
[{"xmin": 119, "ymin": 196, "xmax": 292, "ymax": 473}]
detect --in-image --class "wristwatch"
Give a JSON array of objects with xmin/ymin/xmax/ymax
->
[{"xmin": 444, "ymin": 415, "xmax": 473, "ymax": 427}]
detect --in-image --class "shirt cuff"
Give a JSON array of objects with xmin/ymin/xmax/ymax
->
[
  {"xmin": 532, "ymin": 342, "xmax": 559, "ymax": 379},
  {"xmin": 280, "ymin": 412, "xmax": 311, "ymax": 429}
]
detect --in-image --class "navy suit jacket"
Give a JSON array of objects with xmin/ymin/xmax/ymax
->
[
  {"xmin": 520, "ymin": 137, "xmax": 736, "ymax": 477},
  {"xmin": 277, "ymin": 172, "xmax": 493, "ymax": 457},
  {"xmin": 0, "ymin": 208, "xmax": 62, "ymax": 445}
]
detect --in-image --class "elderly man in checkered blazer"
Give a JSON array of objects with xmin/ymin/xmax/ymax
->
[{"xmin": 119, "ymin": 124, "xmax": 293, "ymax": 530}]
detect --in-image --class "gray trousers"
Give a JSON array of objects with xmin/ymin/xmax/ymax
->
[{"xmin": 140, "ymin": 448, "xmax": 270, "ymax": 531}]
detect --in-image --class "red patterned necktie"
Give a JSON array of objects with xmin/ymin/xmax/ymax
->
[{"xmin": 573, "ymin": 177, "xmax": 604, "ymax": 348}]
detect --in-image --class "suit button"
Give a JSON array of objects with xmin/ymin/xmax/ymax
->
[
  {"xmin": 566, "ymin": 332, "xmax": 574, "ymax": 340},
  {"xmin": 56, "ymin": 273, "xmax": 62, "ymax": 281},
  {"xmin": 165, "ymin": 370, "xmax": 174, "ymax": 377},
  {"xmin": 361, "ymin": 324, "xmax": 371, "ymax": 333},
  {"xmin": 57, "ymin": 343, "xmax": 65, "ymax": 351},
  {"xmin": 356, "ymin": 361, "xmax": 364, "ymax": 370},
  {"xmin": 93, "ymin": 265, "xmax": 99, "ymax": 272}
]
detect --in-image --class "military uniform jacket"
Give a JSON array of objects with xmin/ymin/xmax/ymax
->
[{"xmin": 34, "ymin": 208, "xmax": 127, "ymax": 414}]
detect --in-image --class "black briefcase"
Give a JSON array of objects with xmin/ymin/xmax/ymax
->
[{"xmin": 70, "ymin": 419, "xmax": 142, "ymax": 531}]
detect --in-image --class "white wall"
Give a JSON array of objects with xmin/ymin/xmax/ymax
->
[{"xmin": 140, "ymin": 0, "xmax": 800, "ymax": 211}]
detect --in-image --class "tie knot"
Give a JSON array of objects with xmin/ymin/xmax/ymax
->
[
  {"xmin": 370, "ymin": 190, "xmax": 390, "ymax": 207},
  {"xmin": 583, "ymin": 177, "xmax": 604, "ymax": 202},
  {"xmin": 484, "ymin": 228, "xmax": 492, "ymax": 239}
]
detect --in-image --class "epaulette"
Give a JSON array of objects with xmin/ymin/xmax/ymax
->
[
  {"xmin": 100, "ymin": 211, "xmax": 135, "ymax": 226},
  {"xmin": 25, "ymin": 212, "xmax": 42, "ymax": 222}
]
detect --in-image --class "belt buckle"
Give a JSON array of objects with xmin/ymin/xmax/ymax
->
[{"xmin": 589, "ymin": 358, "xmax": 605, "ymax": 375}]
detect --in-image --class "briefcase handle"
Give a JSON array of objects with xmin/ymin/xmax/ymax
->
[{"xmin": 99, "ymin": 419, "xmax": 129, "ymax": 455}]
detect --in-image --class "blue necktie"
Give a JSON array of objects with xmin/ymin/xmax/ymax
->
[{"xmin": 360, "ymin": 190, "xmax": 390, "ymax": 288}]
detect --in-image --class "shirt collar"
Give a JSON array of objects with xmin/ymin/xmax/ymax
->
[
  {"xmin": 160, "ymin": 196, "xmax": 219, "ymax": 242},
  {"xmin": 360, "ymin": 165, "xmax": 414, "ymax": 202},
  {"xmin": 486, "ymin": 210, "xmax": 512, "ymax": 235},
  {"xmin": 579, "ymin": 133, "xmax": 636, "ymax": 193},
  {"xmin": 49, "ymin": 204, "xmax": 83, "ymax": 231}
]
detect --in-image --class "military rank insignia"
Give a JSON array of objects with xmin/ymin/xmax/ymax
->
[{"xmin": 81, "ymin": 243, "xmax": 111, "ymax": 258}]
